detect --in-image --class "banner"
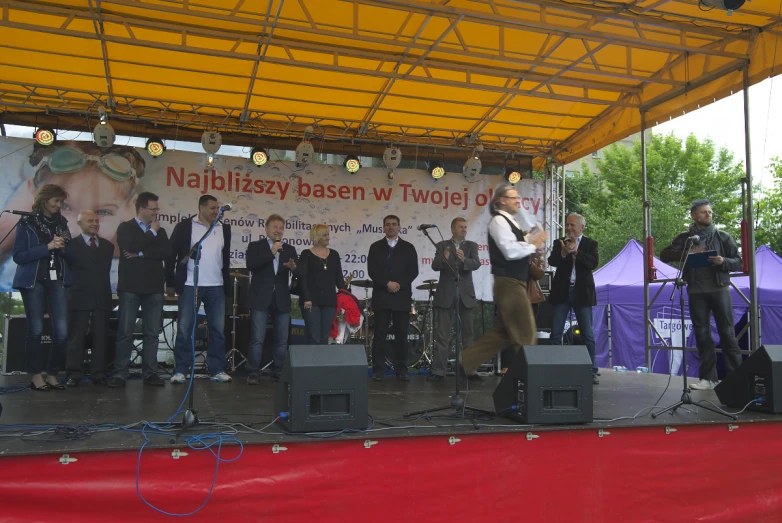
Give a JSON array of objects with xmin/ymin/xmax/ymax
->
[{"xmin": 0, "ymin": 137, "xmax": 544, "ymax": 300}]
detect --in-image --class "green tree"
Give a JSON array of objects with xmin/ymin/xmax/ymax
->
[
  {"xmin": 755, "ymin": 158, "xmax": 782, "ymax": 255},
  {"xmin": 567, "ymin": 132, "xmax": 745, "ymax": 267}
]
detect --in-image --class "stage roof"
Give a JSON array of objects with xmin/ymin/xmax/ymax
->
[{"xmin": 0, "ymin": 0, "xmax": 780, "ymax": 163}]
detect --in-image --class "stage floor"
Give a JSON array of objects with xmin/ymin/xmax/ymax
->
[{"xmin": 0, "ymin": 370, "xmax": 777, "ymax": 457}]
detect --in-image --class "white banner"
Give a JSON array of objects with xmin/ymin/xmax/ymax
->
[{"xmin": 0, "ymin": 137, "xmax": 544, "ymax": 300}]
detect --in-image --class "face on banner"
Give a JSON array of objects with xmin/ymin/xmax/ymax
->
[{"xmin": 0, "ymin": 136, "xmax": 546, "ymax": 299}]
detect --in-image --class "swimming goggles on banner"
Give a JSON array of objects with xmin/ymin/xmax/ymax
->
[{"xmin": 33, "ymin": 145, "xmax": 138, "ymax": 183}]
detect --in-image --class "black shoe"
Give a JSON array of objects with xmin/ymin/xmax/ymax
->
[
  {"xmin": 247, "ymin": 375, "xmax": 259, "ymax": 386},
  {"xmin": 592, "ymin": 375, "xmax": 600, "ymax": 385},
  {"xmin": 30, "ymin": 380, "xmax": 51, "ymax": 391},
  {"xmin": 426, "ymin": 374, "xmax": 444, "ymax": 381},
  {"xmin": 66, "ymin": 377, "xmax": 80, "ymax": 387},
  {"xmin": 107, "ymin": 377, "xmax": 126, "ymax": 388},
  {"xmin": 397, "ymin": 373, "xmax": 410, "ymax": 382},
  {"xmin": 92, "ymin": 378, "xmax": 108, "ymax": 386},
  {"xmin": 46, "ymin": 379, "xmax": 66, "ymax": 390},
  {"xmin": 144, "ymin": 374, "xmax": 165, "ymax": 387},
  {"xmin": 468, "ymin": 373, "xmax": 484, "ymax": 382}
]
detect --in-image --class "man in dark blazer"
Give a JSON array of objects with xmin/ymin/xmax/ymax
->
[
  {"xmin": 428, "ymin": 217, "xmax": 481, "ymax": 381},
  {"xmin": 108, "ymin": 192, "xmax": 171, "ymax": 388},
  {"xmin": 548, "ymin": 213, "xmax": 600, "ymax": 384},
  {"xmin": 166, "ymin": 194, "xmax": 232, "ymax": 384},
  {"xmin": 367, "ymin": 215, "xmax": 419, "ymax": 381},
  {"xmin": 245, "ymin": 213, "xmax": 298, "ymax": 384},
  {"xmin": 63, "ymin": 210, "xmax": 114, "ymax": 387}
]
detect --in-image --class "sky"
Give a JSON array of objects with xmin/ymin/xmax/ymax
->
[{"xmin": 2, "ymin": 76, "xmax": 780, "ymax": 186}]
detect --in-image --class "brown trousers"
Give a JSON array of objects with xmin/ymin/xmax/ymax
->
[{"xmin": 461, "ymin": 276, "xmax": 537, "ymax": 374}]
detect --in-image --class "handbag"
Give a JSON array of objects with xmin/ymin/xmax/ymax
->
[{"xmin": 527, "ymin": 278, "xmax": 545, "ymax": 304}]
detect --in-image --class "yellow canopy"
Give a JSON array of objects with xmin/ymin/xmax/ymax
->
[{"xmin": 0, "ymin": 0, "xmax": 780, "ymax": 163}]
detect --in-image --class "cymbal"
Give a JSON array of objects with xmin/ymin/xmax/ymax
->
[
  {"xmin": 422, "ymin": 279, "xmax": 437, "ymax": 284},
  {"xmin": 350, "ymin": 279, "xmax": 373, "ymax": 288},
  {"xmin": 416, "ymin": 282, "xmax": 438, "ymax": 290},
  {"xmin": 230, "ymin": 271, "xmax": 250, "ymax": 279}
]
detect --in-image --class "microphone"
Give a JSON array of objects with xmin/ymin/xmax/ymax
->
[
  {"xmin": 274, "ymin": 237, "xmax": 282, "ymax": 243},
  {"xmin": 220, "ymin": 203, "xmax": 233, "ymax": 212},
  {"xmin": 4, "ymin": 210, "xmax": 34, "ymax": 216},
  {"xmin": 417, "ymin": 224, "xmax": 437, "ymax": 231},
  {"xmin": 687, "ymin": 235, "xmax": 700, "ymax": 242}
]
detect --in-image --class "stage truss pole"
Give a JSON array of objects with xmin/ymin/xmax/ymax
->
[
  {"xmin": 743, "ymin": 66, "xmax": 761, "ymax": 352},
  {"xmin": 641, "ymin": 111, "xmax": 652, "ymax": 369}
]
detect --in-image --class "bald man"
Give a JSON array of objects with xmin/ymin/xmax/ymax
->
[{"xmin": 63, "ymin": 211, "xmax": 115, "ymax": 386}]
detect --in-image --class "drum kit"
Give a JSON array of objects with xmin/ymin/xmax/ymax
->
[{"xmin": 348, "ymin": 278, "xmax": 440, "ymax": 369}]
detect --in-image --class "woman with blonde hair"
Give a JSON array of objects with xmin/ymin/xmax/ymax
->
[
  {"xmin": 12, "ymin": 183, "xmax": 72, "ymax": 391},
  {"xmin": 298, "ymin": 224, "xmax": 346, "ymax": 344}
]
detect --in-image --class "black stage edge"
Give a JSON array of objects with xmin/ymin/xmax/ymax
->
[{"xmin": 0, "ymin": 371, "xmax": 779, "ymax": 457}]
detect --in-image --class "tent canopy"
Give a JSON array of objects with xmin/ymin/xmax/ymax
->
[
  {"xmin": 733, "ymin": 245, "xmax": 782, "ymax": 306},
  {"xmin": 594, "ymin": 239, "xmax": 678, "ymax": 304},
  {"xmin": 0, "ymin": 0, "xmax": 780, "ymax": 162}
]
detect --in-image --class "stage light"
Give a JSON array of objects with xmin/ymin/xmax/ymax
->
[
  {"xmin": 251, "ymin": 147, "xmax": 268, "ymax": 166},
  {"xmin": 295, "ymin": 126, "xmax": 315, "ymax": 166},
  {"xmin": 34, "ymin": 128, "xmax": 56, "ymax": 146},
  {"xmin": 463, "ymin": 145, "xmax": 483, "ymax": 180},
  {"xmin": 505, "ymin": 165, "xmax": 522, "ymax": 185},
  {"xmin": 344, "ymin": 154, "xmax": 361, "ymax": 174},
  {"xmin": 206, "ymin": 153, "xmax": 215, "ymax": 167},
  {"xmin": 93, "ymin": 122, "xmax": 116, "ymax": 148},
  {"xmin": 201, "ymin": 130, "xmax": 222, "ymax": 155},
  {"xmin": 430, "ymin": 163, "xmax": 445, "ymax": 180},
  {"xmin": 145, "ymin": 138, "xmax": 165, "ymax": 157},
  {"xmin": 700, "ymin": 0, "xmax": 745, "ymax": 12}
]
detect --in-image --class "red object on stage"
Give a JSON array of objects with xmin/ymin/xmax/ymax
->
[
  {"xmin": 2, "ymin": 423, "xmax": 782, "ymax": 522},
  {"xmin": 646, "ymin": 235, "xmax": 657, "ymax": 281},
  {"xmin": 741, "ymin": 219, "xmax": 750, "ymax": 274}
]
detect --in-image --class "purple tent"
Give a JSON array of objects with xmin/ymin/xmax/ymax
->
[
  {"xmin": 592, "ymin": 240, "xmax": 752, "ymax": 377},
  {"xmin": 731, "ymin": 245, "xmax": 782, "ymax": 346}
]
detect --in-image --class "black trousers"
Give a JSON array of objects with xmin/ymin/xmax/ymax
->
[
  {"xmin": 689, "ymin": 289, "xmax": 743, "ymax": 381},
  {"xmin": 66, "ymin": 309, "xmax": 109, "ymax": 380},
  {"xmin": 371, "ymin": 309, "xmax": 409, "ymax": 376}
]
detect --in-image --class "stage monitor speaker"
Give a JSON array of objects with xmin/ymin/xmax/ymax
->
[
  {"xmin": 493, "ymin": 345, "xmax": 593, "ymax": 424},
  {"xmin": 715, "ymin": 345, "xmax": 782, "ymax": 414},
  {"xmin": 275, "ymin": 344, "xmax": 368, "ymax": 433}
]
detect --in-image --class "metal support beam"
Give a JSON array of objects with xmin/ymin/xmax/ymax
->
[
  {"xmin": 743, "ymin": 66, "xmax": 760, "ymax": 351},
  {"xmin": 640, "ymin": 111, "xmax": 651, "ymax": 369},
  {"xmin": 87, "ymin": 0, "xmax": 115, "ymax": 107}
]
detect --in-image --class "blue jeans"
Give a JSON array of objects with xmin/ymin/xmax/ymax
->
[
  {"xmin": 114, "ymin": 292, "xmax": 163, "ymax": 380},
  {"xmin": 174, "ymin": 285, "xmax": 226, "ymax": 376},
  {"xmin": 247, "ymin": 301, "xmax": 289, "ymax": 377},
  {"xmin": 301, "ymin": 305, "xmax": 336, "ymax": 344},
  {"xmin": 20, "ymin": 280, "xmax": 68, "ymax": 375},
  {"xmin": 550, "ymin": 287, "xmax": 598, "ymax": 374}
]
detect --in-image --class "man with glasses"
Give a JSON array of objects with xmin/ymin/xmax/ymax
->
[{"xmin": 108, "ymin": 192, "xmax": 171, "ymax": 388}]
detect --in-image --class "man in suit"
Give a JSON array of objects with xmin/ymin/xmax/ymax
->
[
  {"xmin": 63, "ymin": 210, "xmax": 114, "ymax": 387},
  {"xmin": 166, "ymin": 194, "xmax": 232, "ymax": 384},
  {"xmin": 108, "ymin": 192, "xmax": 171, "ymax": 388},
  {"xmin": 548, "ymin": 213, "xmax": 600, "ymax": 384},
  {"xmin": 245, "ymin": 214, "xmax": 298, "ymax": 384},
  {"xmin": 427, "ymin": 217, "xmax": 481, "ymax": 382},
  {"xmin": 367, "ymin": 215, "xmax": 419, "ymax": 381}
]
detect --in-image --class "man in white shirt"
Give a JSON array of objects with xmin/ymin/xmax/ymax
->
[
  {"xmin": 167, "ymin": 195, "xmax": 232, "ymax": 383},
  {"xmin": 461, "ymin": 185, "xmax": 547, "ymax": 374}
]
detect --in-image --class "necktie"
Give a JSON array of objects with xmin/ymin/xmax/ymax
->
[{"xmin": 89, "ymin": 236, "xmax": 97, "ymax": 249}]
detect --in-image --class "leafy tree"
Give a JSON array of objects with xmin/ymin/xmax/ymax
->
[
  {"xmin": 566, "ymin": 132, "xmax": 745, "ymax": 267},
  {"xmin": 755, "ymin": 158, "xmax": 782, "ymax": 255}
]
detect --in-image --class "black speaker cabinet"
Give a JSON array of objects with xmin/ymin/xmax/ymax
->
[
  {"xmin": 275, "ymin": 344, "xmax": 368, "ymax": 433},
  {"xmin": 715, "ymin": 345, "xmax": 782, "ymax": 414},
  {"xmin": 493, "ymin": 345, "xmax": 593, "ymax": 424}
]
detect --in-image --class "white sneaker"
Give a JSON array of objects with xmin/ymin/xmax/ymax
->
[
  {"xmin": 170, "ymin": 373, "xmax": 186, "ymax": 384},
  {"xmin": 211, "ymin": 372, "xmax": 232, "ymax": 383},
  {"xmin": 689, "ymin": 379, "xmax": 717, "ymax": 390}
]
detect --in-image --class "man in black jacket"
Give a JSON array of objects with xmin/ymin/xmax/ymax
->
[
  {"xmin": 548, "ymin": 213, "xmax": 600, "ymax": 384},
  {"xmin": 63, "ymin": 210, "xmax": 114, "ymax": 387},
  {"xmin": 660, "ymin": 199, "xmax": 743, "ymax": 390},
  {"xmin": 108, "ymin": 192, "xmax": 171, "ymax": 388},
  {"xmin": 245, "ymin": 214, "xmax": 298, "ymax": 384},
  {"xmin": 166, "ymin": 195, "xmax": 232, "ymax": 384},
  {"xmin": 367, "ymin": 215, "xmax": 419, "ymax": 381}
]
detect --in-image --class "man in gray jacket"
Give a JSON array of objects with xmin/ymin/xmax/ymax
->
[
  {"xmin": 660, "ymin": 199, "xmax": 744, "ymax": 390},
  {"xmin": 427, "ymin": 217, "xmax": 481, "ymax": 381}
]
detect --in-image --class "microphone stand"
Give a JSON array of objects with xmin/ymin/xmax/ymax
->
[
  {"xmin": 405, "ymin": 228, "xmax": 493, "ymax": 426},
  {"xmin": 652, "ymin": 236, "xmax": 736, "ymax": 420},
  {"xmin": 174, "ymin": 209, "xmax": 227, "ymax": 440}
]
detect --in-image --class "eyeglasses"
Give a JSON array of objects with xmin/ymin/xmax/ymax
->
[{"xmin": 34, "ymin": 146, "xmax": 138, "ymax": 183}]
